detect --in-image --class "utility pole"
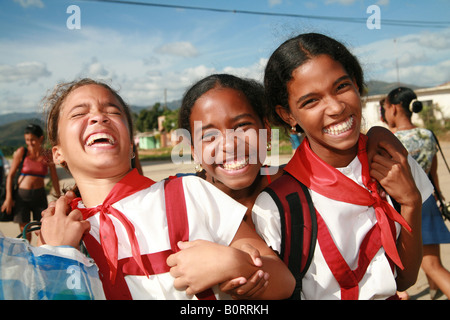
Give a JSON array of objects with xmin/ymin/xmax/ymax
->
[
  {"xmin": 164, "ymin": 88, "xmax": 167, "ymax": 108},
  {"xmin": 394, "ymin": 38, "xmax": 400, "ymax": 85}
]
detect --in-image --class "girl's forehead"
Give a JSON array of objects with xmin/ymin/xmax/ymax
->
[
  {"xmin": 67, "ymin": 84, "xmax": 117, "ymax": 102},
  {"xmin": 194, "ymin": 87, "xmax": 255, "ymax": 114},
  {"xmin": 61, "ymin": 84, "xmax": 122, "ymax": 112}
]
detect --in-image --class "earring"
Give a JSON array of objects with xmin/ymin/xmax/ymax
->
[
  {"xmin": 195, "ymin": 163, "xmax": 203, "ymax": 173},
  {"xmin": 130, "ymin": 151, "xmax": 135, "ymax": 159},
  {"xmin": 291, "ymin": 126, "xmax": 297, "ymax": 132},
  {"xmin": 267, "ymin": 141, "xmax": 272, "ymax": 152}
]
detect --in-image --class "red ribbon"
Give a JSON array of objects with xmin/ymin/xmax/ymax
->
[
  {"xmin": 284, "ymin": 134, "xmax": 411, "ymax": 270},
  {"xmin": 71, "ymin": 169, "xmax": 155, "ymax": 283}
]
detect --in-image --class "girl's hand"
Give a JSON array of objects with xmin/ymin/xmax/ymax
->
[
  {"xmin": 38, "ymin": 191, "xmax": 90, "ymax": 248},
  {"xmin": 166, "ymin": 240, "xmax": 263, "ymax": 296},
  {"xmin": 219, "ymin": 243, "xmax": 269, "ymax": 299},
  {"xmin": 220, "ymin": 270, "xmax": 269, "ymax": 299},
  {"xmin": 369, "ymin": 140, "xmax": 421, "ymax": 206}
]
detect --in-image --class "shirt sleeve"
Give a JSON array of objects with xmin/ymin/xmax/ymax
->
[
  {"xmin": 407, "ymin": 154, "xmax": 434, "ymax": 203},
  {"xmin": 181, "ymin": 176, "xmax": 247, "ymax": 246},
  {"xmin": 252, "ymin": 191, "xmax": 283, "ymax": 254}
]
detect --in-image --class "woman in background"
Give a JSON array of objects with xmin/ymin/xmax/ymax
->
[
  {"xmin": 1, "ymin": 124, "xmax": 60, "ymax": 241},
  {"xmin": 383, "ymin": 86, "xmax": 450, "ymax": 299}
]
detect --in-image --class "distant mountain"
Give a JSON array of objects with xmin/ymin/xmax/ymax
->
[
  {"xmin": 365, "ymin": 80, "xmax": 426, "ymax": 96},
  {"xmin": 130, "ymin": 99, "xmax": 181, "ymax": 113},
  {"xmin": 0, "ymin": 118, "xmax": 45, "ymax": 148},
  {"xmin": 0, "ymin": 112, "xmax": 43, "ymax": 126}
]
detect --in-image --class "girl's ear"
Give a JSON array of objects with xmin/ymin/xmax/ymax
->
[
  {"xmin": 275, "ymin": 105, "xmax": 297, "ymax": 128},
  {"xmin": 392, "ymin": 104, "xmax": 399, "ymax": 116},
  {"xmin": 52, "ymin": 145, "xmax": 65, "ymax": 166}
]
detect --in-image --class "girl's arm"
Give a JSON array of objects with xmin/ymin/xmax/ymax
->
[
  {"xmin": 1, "ymin": 147, "xmax": 25, "ymax": 214},
  {"xmin": 369, "ymin": 140, "xmax": 422, "ymax": 291},
  {"xmin": 167, "ymin": 220, "xmax": 295, "ymax": 299}
]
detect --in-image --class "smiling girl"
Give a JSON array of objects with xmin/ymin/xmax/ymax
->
[
  {"xmin": 38, "ymin": 78, "xmax": 294, "ymax": 300},
  {"xmin": 178, "ymin": 74, "xmax": 283, "ymax": 224},
  {"xmin": 252, "ymin": 33, "xmax": 434, "ymax": 300}
]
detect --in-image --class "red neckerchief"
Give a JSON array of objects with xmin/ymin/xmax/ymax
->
[
  {"xmin": 70, "ymin": 169, "xmax": 155, "ymax": 283},
  {"xmin": 284, "ymin": 134, "xmax": 411, "ymax": 270}
]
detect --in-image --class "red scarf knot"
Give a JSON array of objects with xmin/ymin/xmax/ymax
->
[
  {"xmin": 70, "ymin": 169, "xmax": 155, "ymax": 283},
  {"xmin": 285, "ymin": 134, "xmax": 411, "ymax": 270}
]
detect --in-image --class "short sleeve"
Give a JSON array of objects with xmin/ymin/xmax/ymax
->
[
  {"xmin": 181, "ymin": 176, "xmax": 247, "ymax": 246},
  {"xmin": 408, "ymin": 154, "xmax": 434, "ymax": 203},
  {"xmin": 252, "ymin": 191, "xmax": 283, "ymax": 254}
]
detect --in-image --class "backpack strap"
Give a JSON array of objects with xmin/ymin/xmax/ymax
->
[
  {"xmin": 163, "ymin": 177, "xmax": 216, "ymax": 300},
  {"xmin": 430, "ymin": 130, "xmax": 450, "ymax": 173},
  {"xmin": 264, "ymin": 173, "xmax": 317, "ymax": 300}
]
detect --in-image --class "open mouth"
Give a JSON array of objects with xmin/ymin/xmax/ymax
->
[
  {"xmin": 323, "ymin": 115, "xmax": 354, "ymax": 136},
  {"xmin": 220, "ymin": 157, "xmax": 249, "ymax": 171},
  {"xmin": 85, "ymin": 133, "xmax": 116, "ymax": 147}
]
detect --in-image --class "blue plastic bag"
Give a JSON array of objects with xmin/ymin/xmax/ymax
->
[{"xmin": 0, "ymin": 233, "xmax": 105, "ymax": 300}]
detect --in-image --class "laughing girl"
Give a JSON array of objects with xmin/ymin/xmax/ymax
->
[{"xmin": 252, "ymin": 33, "xmax": 434, "ymax": 300}]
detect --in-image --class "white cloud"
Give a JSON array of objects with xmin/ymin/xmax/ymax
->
[
  {"xmin": 0, "ymin": 62, "xmax": 51, "ymax": 83},
  {"xmin": 79, "ymin": 57, "xmax": 115, "ymax": 80},
  {"xmin": 325, "ymin": 0, "xmax": 357, "ymax": 6},
  {"xmin": 13, "ymin": 0, "xmax": 44, "ymax": 8},
  {"xmin": 355, "ymin": 28, "xmax": 450, "ymax": 87},
  {"xmin": 376, "ymin": 0, "xmax": 390, "ymax": 6},
  {"xmin": 155, "ymin": 42, "xmax": 199, "ymax": 58},
  {"xmin": 268, "ymin": 0, "xmax": 283, "ymax": 7}
]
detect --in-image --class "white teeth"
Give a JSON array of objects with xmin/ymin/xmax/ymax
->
[
  {"xmin": 86, "ymin": 133, "xmax": 115, "ymax": 146},
  {"xmin": 221, "ymin": 158, "xmax": 249, "ymax": 171},
  {"xmin": 323, "ymin": 116, "xmax": 354, "ymax": 135}
]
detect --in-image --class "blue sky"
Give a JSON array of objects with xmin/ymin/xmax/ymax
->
[{"xmin": 1, "ymin": 0, "xmax": 450, "ymax": 114}]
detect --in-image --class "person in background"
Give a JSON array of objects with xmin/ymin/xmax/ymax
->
[
  {"xmin": 383, "ymin": 86, "xmax": 450, "ymax": 299},
  {"xmin": 1, "ymin": 124, "xmax": 60, "ymax": 242}
]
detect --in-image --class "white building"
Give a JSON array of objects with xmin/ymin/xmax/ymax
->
[{"xmin": 362, "ymin": 82, "xmax": 450, "ymax": 131}]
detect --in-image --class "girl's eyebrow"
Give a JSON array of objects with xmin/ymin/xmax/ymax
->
[
  {"xmin": 295, "ymin": 75, "xmax": 352, "ymax": 105},
  {"xmin": 194, "ymin": 112, "xmax": 256, "ymax": 134},
  {"xmin": 232, "ymin": 113, "xmax": 255, "ymax": 121}
]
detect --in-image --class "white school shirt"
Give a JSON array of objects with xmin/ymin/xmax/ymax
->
[
  {"xmin": 252, "ymin": 155, "xmax": 433, "ymax": 300},
  {"xmin": 63, "ymin": 175, "xmax": 247, "ymax": 300}
]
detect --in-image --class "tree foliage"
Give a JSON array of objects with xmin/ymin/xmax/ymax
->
[{"xmin": 134, "ymin": 102, "xmax": 180, "ymax": 133}]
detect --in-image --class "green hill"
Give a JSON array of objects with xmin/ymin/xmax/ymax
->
[{"xmin": 0, "ymin": 118, "xmax": 45, "ymax": 155}]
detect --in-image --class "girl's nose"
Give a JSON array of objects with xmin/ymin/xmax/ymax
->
[
  {"xmin": 325, "ymin": 96, "xmax": 345, "ymax": 116},
  {"xmin": 88, "ymin": 111, "xmax": 110, "ymax": 125}
]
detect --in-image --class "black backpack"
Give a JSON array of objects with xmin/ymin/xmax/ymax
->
[{"xmin": 263, "ymin": 173, "xmax": 317, "ymax": 300}]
